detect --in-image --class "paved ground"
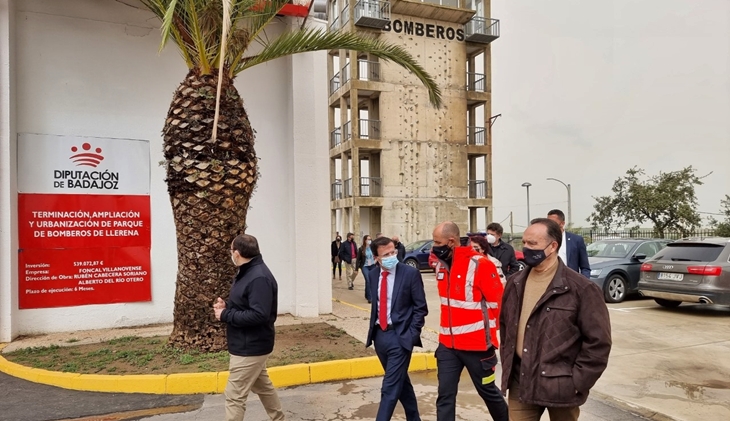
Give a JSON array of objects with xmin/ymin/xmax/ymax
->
[
  {"xmin": 140, "ymin": 371, "xmax": 655, "ymax": 421},
  {"xmin": 0, "ymin": 372, "xmax": 202, "ymax": 421},
  {"xmin": 3, "ymin": 270, "xmax": 730, "ymax": 420}
]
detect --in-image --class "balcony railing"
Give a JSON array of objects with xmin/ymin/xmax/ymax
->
[
  {"xmin": 342, "ymin": 121, "xmax": 352, "ymax": 141},
  {"xmin": 467, "ymin": 126, "xmax": 487, "ymax": 146},
  {"xmin": 468, "ymin": 180, "xmax": 487, "ymax": 199},
  {"xmin": 359, "ymin": 119, "xmax": 381, "ymax": 139},
  {"xmin": 464, "ymin": 17, "xmax": 500, "ymax": 44},
  {"xmin": 358, "ymin": 60, "xmax": 380, "ymax": 81},
  {"xmin": 329, "ymin": 15, "xmax": 340, "ymax": 32},
  {"xmin": 331, "ymin": 179, "xmax": 343, "ymax": 200},
  {"xmin": 344, "ymin": 178, "xmax": 353, "ymax": 198},
  {"xmin": 466, "ymin": 72, "xmax": 486, "ymax": 92},
  {"xmin": 354, "ymin": 0, "xmax": 391, "ymax": 29},
  {"xmin": 360, "ymin": 177, "xmax": 382, "ymax": 197},
  {"xmin": 341, "ymin": 5, "xmax": 350, "ymax": 27},
  {"xmin": 329, "ymin": 72, "xmax": 340, "ymax": 95},
  {"xmin": 330, "ymin": 127, "xmax": 342, "ymax": 148},
  {"xmin": 342, "ymin": 62, "xmax": 351, "ymax": 84}
]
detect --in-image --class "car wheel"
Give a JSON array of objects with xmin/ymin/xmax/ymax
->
[
  {"xmin": 405, "ymin": 259, "xmax": 419, "ymax": 269},
  {"xmin": 516, "ymin": 260, "xmax": 526, "ymax": 272},
  {"xmin": 603, "ymin": 274, "xmax": 627, "ymax": 303},
  {"xmin": 654, "ymin": 298, "xmax": 682, "ymax": 308}
]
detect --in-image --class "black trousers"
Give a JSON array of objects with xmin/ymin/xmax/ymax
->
[
  {"xmin": 373, "ymin": 328, "xmax": 421, "ymax": 421},
  {"xmin": 435, "ymin": 343, "xmax": 509, "ymax": 421},
  {"xmin": 332, "ymin": 257, "xmax": 342, "ymax": 276}
]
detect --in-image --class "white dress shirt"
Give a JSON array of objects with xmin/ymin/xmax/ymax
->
[
  {"xmin": 558, "ymin": 230, "xmax": 568, "ymax": 264},
  {"xmin": 376, "ymin": 265, "xmax": 396, "ymax": 326}
]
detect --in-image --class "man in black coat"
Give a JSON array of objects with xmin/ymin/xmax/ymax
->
[
  {"xmin": 392, "ymin": 235, "xmax": 406, "ymax": 263},
  {"xmin": 338, "ymin": 232, "xmax": 359, "ymax": 290},
  {"xmin": 214, "ymin": 234, "xmax": 285, "ymax": 421},
  {"xmin": 487, "ymin": 222, "xmax": 520, "ymax": 276}
]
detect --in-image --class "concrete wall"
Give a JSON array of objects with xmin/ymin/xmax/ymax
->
[{"xmin": 0, "ymin": 0, "xmax": 330, "ymax": 340}]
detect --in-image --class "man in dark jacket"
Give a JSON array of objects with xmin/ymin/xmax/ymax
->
[
  {"xmin": 214, "ymin": 234, "xmax": 285, "ymax": 421},
  {"xmin": 499, "ymin": 219, "xmax": 611, "ymax": 421},
  {"xmin": 338, "ymin": 232, "xmax": 359, "ymax": 290},
  {"xmin": 392, "ymin": 235, "xmax": 406, "ymax": 262},
  {"xmin": 486, "ymin": 222, "xmax": 520, "ymax": 275}
]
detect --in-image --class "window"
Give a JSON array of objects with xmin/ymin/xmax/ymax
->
[
  {"xmin": 634, "ymin": 242, "xmax": 659, "ymax": 258},
  {"xmin": 654, "ymin": 244, "xmax": 725, "ymax": 263}
]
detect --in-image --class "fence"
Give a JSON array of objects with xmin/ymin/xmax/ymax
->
[{"xmin": 569, "ymin": 228, "xmax": 718, "ymax": 243}]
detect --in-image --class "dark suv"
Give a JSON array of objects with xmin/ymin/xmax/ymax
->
[{"xmin": 638, "ymin": 238, "xmax": 730, "ymax": 307}]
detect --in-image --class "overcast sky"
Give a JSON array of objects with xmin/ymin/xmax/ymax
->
[{"xmin": 489, "ymin": 0, "xmax": 730, "ymax": 231}]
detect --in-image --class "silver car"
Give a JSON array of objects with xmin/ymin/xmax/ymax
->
[{"xmin": 638, "ymin": 238, "xmax": 730, "ymax": 307}]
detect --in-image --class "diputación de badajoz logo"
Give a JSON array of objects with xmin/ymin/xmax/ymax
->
[
  {"xmin": 70, "ymin": 143, "xmax": 105, "ymax": 168},
  {"xmin": 52, "ymin": 143, "xmax": 119, "ymax": 190}
]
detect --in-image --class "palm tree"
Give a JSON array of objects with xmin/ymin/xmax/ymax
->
[{"xmin": 140, "ymin": 0, "xmax": 442, "ymax": 351}]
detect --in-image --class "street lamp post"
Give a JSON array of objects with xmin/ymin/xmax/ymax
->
[
  {"xmin": 521, "ymin": 182, "xmax": 532, "ymax": 226},
  {"xmin": 546, "ymin": 178, "xmax": 572, "ymax": 227}
]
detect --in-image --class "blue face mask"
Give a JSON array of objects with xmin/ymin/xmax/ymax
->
[{"xmin": 380, "ymin": 255, "xmax": 398, "ymax": 270}]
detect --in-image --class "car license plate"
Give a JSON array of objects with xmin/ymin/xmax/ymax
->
[{"xmin": 658, "ymin": 272, "xmax": 684, "ymax": 281}]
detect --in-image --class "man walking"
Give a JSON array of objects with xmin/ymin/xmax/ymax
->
[
  {"xmin": 486, "ymin": 222, "xmax": 521, "ymax": 275},
  {"xmin": 214, "ymin": 234, "xmax": 285, "ymax": 421},
  {"xmin": 431, "ymin": 221, "xmax": 508, "ymax": 421},
  {"xmin": 338, "ymin": 232, "xmax": 359, "ymax": 290},
  {"xmin": 366, "ymin": 236, "xmax": 428, "ymax": 421},
  {"xmin": 500, "ymin": 218, "xmax": 611, "ymax": 421},
  {"xmin": 547, "ymin": 209, "xmax": 591, "ymax": 278}
]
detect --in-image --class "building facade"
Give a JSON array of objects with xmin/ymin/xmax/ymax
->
[
  {"xmin": 0, "ymin": 0, "xmax": 331, "ymax": 341},
  {"xmin": 327, "ymin": 0, "xmax": 498, "ymax": 242}
]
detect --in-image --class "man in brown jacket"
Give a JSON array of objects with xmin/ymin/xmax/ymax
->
[{"xmin": 500, "ymin": 218, "xmax": 611, "ymax": 421}]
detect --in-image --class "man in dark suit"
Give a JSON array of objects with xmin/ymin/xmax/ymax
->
[
  {"xmin": 338, "ymin": 232, "xmax": 359, "ymax": 290},
  {"xmin": 547, "ymin": 209, "xmax": 591, "ymax": 278},
  {"xmin": 366, "ymin": 236, "xmax": 428, "ymax": 421}
]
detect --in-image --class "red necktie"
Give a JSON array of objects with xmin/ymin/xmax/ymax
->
[{"xmin": 379, "ymin": 271, "xmax": 389, "ymax": 331}]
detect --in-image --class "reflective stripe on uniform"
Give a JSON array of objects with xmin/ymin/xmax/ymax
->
[
  {"xmin": 482, "ymin": 373, "xmax": 496, "ymax": 384},
  {"xmin": 465, "ymin": 257, "xmax": 478, "ymax": 299},
  {"xmin": 440, "ymin": 320, "xmax": 484, "ymax": 335},
  {"xmin": 440, "ymin": 296, "xmax": 481, "ymax": 310}
]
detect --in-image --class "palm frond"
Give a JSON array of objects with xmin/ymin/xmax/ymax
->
[{"xmin": 237, "ymin": 29, "xmax": 443, "ymax": 107}]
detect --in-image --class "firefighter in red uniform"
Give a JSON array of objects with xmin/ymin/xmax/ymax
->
[{"xmin": 431, "ymin": 221, "xmax": 508, "ymax": 421}]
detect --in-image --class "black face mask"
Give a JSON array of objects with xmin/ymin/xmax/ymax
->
[
  {"xmin": 522, "ymin": 245, "xmax": 553, "ymax": 267},
  {"xmin": 432, "ymin": 244, "xmax": 452, "ymax": 261}
]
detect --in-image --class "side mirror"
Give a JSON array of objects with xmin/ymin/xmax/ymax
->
[{"xmin": 633, "ymin": 253, "xmax": 647, "ymax": 261}]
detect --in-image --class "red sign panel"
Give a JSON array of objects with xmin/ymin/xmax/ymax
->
[
  {"xmin": 17, "ymin": 134, "xmax": 152, "ymax": 309},
  {"xmin": 18, "ymin": 246, "xmax": 151, "ymax": 309}
]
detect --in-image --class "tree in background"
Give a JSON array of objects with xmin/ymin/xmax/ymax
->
[
  {"xmin": 587, "ymin": 166, "xmax": 703, "ymax": 238},
  {"xmin": 709, "ymin": 195, "xmax": 730, "ymax": 237},
  {"xmin": 139, "ymin": 0, "xmax": 442, "ymax": 351}
]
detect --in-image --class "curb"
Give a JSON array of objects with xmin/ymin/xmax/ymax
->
[{"xmin": 0, "ymin": 343, "xmax": 436, "ymax": 395}]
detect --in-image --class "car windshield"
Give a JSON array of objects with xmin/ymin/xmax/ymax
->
[
  {"xmin": 405, "ymin": 240, "xmax": 431, "ymax": 252},
  {"xmin": 653, "ymin": 243, "xmax": 724, "ymax": 262},
  {"xmin": 586, "ymin": 240, "xmax": 635, "ymax": 258}
]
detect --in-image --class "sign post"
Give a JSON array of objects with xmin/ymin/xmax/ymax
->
[{"xmin": 17, "ymin": 134, "xmax": 152, "ymax": 309}]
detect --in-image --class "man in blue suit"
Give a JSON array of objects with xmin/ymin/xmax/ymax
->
[
  {"xmin": 547, "ymin": 209, "xmax": 591, "ymax": 278},
  {"xmin": 366, "ymin": 236, "xmax": 428, "ymax": 421}
]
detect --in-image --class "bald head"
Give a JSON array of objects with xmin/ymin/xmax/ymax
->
[
  {"xmin": 434, "ymin": 221, "xmax": 460, "ymax": 239},
  {"xmin": 433, "ymin": 221, "xmax": 460, "ymax": 251}
]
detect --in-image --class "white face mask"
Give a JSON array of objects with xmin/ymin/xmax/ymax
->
[
  {"xmin": 231, "ymin": 253, "xmax": 238, "ymax": 266},
  {"xmin": 367, "ymin": 240, "xmax": 372, "ymax": 245},
  {"xmin": 486, "ymin": 234, "xmax": 497, "ymax": 245}
]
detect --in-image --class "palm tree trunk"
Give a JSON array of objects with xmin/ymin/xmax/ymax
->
[{"xmin": 163, "ymin": 69, "xmax": 257, "ymax": 351}]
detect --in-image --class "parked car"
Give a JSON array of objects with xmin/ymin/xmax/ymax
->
[
  {"xmin": 587, "ymin": 239, "xmax": 672, "ymax": 303},
  {"xmin": 638, "ymin": 238, "xmax": 730, "ymax": 307},
  {"xmin": 403, "ymin": 240, "xmax": 433, "ymax": 270}
]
